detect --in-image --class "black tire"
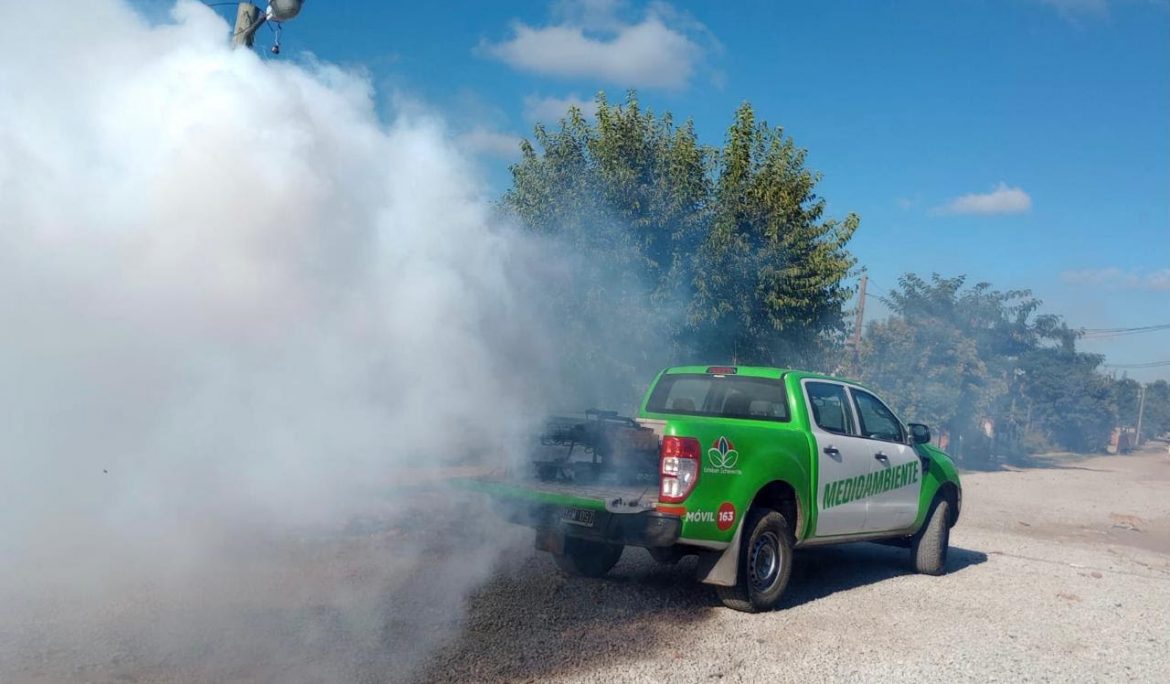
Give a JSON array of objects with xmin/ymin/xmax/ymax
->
[
  {"xmin": 553, "ymin": 537, "xmax": 624, "ymax": 578},
  {"xmin": 715, "ymin": 509, "xmax": 794, "ymax": 613},
  {"xmin": 911, "ymin": 498, "xmax": 951, "ymax": 575}
]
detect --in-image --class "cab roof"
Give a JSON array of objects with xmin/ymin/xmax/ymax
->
[
  {"xmin": 662, "ymin": 365, "xmax": 856, "ymax": 384},
  {"xmin": 659, "ymin": 365, "xmax": 886, "ymax": 406}
]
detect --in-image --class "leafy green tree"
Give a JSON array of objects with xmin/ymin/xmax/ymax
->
[
  {"xmin": 505, "ymin": 92, "xmax": 710, "ymax": 294},
  {"xmin": 861, "ymin": 273, "xmax": 1115, "ymax": 459},
  {"xmin": 863, "ymin": 275, "xmax": 1031, "ymax": 446},
  {"xmin": 503, "ymin": 93, "xmax": 859, "ymax": 404},
  {"xmin": 1112, "ymin": 377, "xmax": 1143, "ymax": 427},
  {"xmin": 502, "ymin": 93, "xmax": 713, "ymax": 407},
  {"xmin": 690, "ymin": 103, "xmax": 858, "ymax": 368},
  {"xmin": 1140, "ymin": 380, "xmax": 1170, "ymax": 441},
  {"xmin": 1016, "ymin": 346, "xmax": 1115, "ymax": 452}
]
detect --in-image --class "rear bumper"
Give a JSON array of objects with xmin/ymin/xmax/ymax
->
[{"xmin": 503, "ymin": 502, "xmax": 682, "ymax": 548}]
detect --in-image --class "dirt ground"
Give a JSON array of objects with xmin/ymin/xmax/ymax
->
[{"xmin": 6, "ymin": 443, "xmax": 1170, "ymax": 683}]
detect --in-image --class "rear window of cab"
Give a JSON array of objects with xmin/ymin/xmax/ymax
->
[{"xmin": 645, "ymin": 374, "xmax": 790, "ymax": 422}]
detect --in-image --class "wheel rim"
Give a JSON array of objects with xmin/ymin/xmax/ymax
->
[{"xmin": 749, "ymin": 531, "xmax": 781, "ymax": 592}]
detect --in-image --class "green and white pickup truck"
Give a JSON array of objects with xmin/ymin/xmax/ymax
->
[{"xmin": 470, "ymin": 365, "xmax": 962, "ymax": 612}]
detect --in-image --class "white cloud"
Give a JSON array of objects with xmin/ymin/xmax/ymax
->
[
  {"xmin": 937, "ymin": 182, "xmax": 1032, "ymax": 215},
  {"xmin": 458, "ymin": 127, "xmax": 523, "ymax": 158},
  {"xmin": 523, "ymin": 93, "xmax": 599, "ymax": 123},
  {"xmin": 480, "ymin": 2, "xmax": 710, "ymax": 90},
  {"xmin": 1061, "ymin": 268, "xmax": 1170, "ymax": 291}
]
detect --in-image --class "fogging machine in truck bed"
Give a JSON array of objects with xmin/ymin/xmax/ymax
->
[{"xmin": 530, "ymin": 409, "xmax": 659, "ymax": 485}]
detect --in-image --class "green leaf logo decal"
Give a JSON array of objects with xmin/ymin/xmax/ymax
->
[{"xmin": 707, "ymin": 436, "xmax": 739, "ymax": 469}]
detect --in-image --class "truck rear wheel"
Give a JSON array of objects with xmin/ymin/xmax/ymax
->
[
  {"xmin": 552, "ymin": 537, "xmax": 624, "ymax": 578},
  {"xmin": 911, "ymin": 497, "xmax": 951, "ymax": 575},
  {"xmin": 716, "ymin": 509, "xmax": 793, "ymax": 613}
]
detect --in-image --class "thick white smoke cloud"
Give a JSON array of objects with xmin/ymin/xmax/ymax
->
[{"xmin": 0, "ymin": 1, "xmax": 553, "ymax": 680}]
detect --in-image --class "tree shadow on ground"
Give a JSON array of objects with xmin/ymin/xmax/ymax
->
[{"xmin": 410, "ymin": 543, "xmax": 987, "ymax": 683}]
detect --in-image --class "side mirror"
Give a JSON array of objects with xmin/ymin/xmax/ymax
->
[{"xmin": 908, "ymin": 423, "xmax": 931, "ymax": 445}]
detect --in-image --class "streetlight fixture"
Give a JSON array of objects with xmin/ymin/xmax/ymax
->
[
  {"xmin": 232, "ymin": 1, "xmax": 305, "ymax": 53},
  {"xmin": 265, "ymin": 0, "xmax": 303, "ymax": 22}
]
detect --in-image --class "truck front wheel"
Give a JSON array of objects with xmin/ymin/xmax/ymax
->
[
  {"xmin": 552, "ymin": 537, "xmax": 624, "ymax": 578},
  {"xmin": 716, "ymin": 509, "xmax": 794, "ymax": 613},
  {"xmin": 911, "ymin": 497, "xmax": 951, "ymax": 575}
]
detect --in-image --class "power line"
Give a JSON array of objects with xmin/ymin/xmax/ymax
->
[
  {"xmin": 1085, "ymin": 322, "xmax": 1170, "ymax": 333},
  {"xmin": 1102, "ymin": 360, "xmax": 1170, "ymax": 369},
  {"xmin": 858, "ymin": 277, "xmax": 891, "ymax": 302},
  {"xmin": 1081, "ymin": 322, "xmax": 1170, "ymax": 339}
]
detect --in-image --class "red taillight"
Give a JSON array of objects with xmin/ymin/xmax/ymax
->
[{"xmin": 660, "ymin": 436, "xmax": 701, "ymax": 503}]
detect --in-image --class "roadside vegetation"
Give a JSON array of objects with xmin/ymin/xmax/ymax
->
[
  {"xmin": 501, "ymin": 91, "xmax": 1169, "ymax": 461},
  {"xmin": 861, "ymin": 274, "xmax": 1169, "ymax": 461}
]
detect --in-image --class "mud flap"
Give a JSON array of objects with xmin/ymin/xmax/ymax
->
[{"xmin": 695, "ymin": 518, "xmax": 745, "ymax": 587}]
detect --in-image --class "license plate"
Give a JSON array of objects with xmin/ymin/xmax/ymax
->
[{"xmin": 561, "ymin": 507, "xmax": 595, "ymax": 527}]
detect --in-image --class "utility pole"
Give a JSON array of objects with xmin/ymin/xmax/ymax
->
[
  {"xmin": 850, "ymin": 273, "xmax": 868, "ymax": 375},
  {"xmin": 233, "ymin": 2, "xmax": 264, "ymax": 48},
  {"xmin": 1135, "ymin": 383, "xmax": 1147, "ymax": 448}
]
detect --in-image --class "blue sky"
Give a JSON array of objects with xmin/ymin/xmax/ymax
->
[{"xmin": 192, "ymin": 0, "xmax": 1168, "ymax": 378}]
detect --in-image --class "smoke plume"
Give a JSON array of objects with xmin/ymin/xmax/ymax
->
[{"xmin": 0, "ymin": 1, "xmax": 558, "ymax": 681}]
